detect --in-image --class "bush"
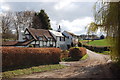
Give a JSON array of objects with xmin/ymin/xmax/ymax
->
[
  {"xmin": 78, "ymin": 41, "xmax": 82, "ymax": 47},
  {"xmin": 79, "ymin": 47, "xmax": 87, "ymax": 56},
  {"xmin": 60, "ymin": 50, "xmax": 69, "ymax": 59},
  {"xmin": 1, "ymin": 47, "xmax": 61, "ymax": 71},
  {"xmin": 69, "ymin": 47, "xmax": 86, "ymax": 61}
]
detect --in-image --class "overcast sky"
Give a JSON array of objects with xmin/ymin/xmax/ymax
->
[{"xmin": 0, "ymin": 0, "xmax": 103, "ymax": 35}]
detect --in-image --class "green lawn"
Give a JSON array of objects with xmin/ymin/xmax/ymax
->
[
  {"xmin": 83, "ymin": 39, "xmax": 111, "ymax": 46},
  {"xmin": 80, "ymin": 40, "xmax": 92, "ymax": 43},
  {"xmin": 2, "ymin": 64, "xmax": 65, "ymax": 78},
  {"xmin": 80, "ymin": 54, "xmax": 88, "ymax": 60}
]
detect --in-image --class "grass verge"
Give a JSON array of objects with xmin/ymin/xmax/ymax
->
[
  {"xmin": 2, "ymin": 64, "xmax": 65, "ymax": 78},
  {"xmin": 61, "ymin": 54, "xmax": 88, "ymax": 62},
  {"xmin": 97, "ymin": 51, "xmax": 111, "ymax": 55},
  {"xmin": 80, "ymin": 54, "xmax": 88, "ymax": 60}
]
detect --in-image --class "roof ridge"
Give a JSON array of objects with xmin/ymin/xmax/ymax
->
[{"xmin": 28, "ymin": 28, "xmax": 49, "ymax": 31}]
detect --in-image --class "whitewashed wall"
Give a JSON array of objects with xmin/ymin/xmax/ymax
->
[
  {"xmin": 62, "ymin": 31, "xmax": 73, "ymax": 45},
  {"xmin": 56, "ymin": 37, "xmax": 65, "ymax": 48}
]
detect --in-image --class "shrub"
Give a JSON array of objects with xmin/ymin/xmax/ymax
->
[
  {"xmin": 69, "ymin": 47, "xmax": 86, "ymax": 61},
  {"xmin": 79, "ymin": 47, "xmax": 87, "ymax": 56},
  {"xmin": 1, "ymin": 47, "xmax": 61, "ymax": 71},
  {"xmin": 78, "ymin": 41, "xmax": 82, "ymax": 47},
  {"xmin": 60, "ymin": 50, "xmax": 69, "ymax": 59}
]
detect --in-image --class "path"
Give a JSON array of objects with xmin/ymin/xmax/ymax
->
[{"xmin": 17, "ymin": 49, "xmax": 113, "ymax": 78}]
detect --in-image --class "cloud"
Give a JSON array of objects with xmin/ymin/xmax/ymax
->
[
  {"xmin": 1, "ymin": 2, "xmax": 98, "ymax": 35},
  {"xmin": 1, "ymin": 5, "xmax": 10, "ymax": 11},
  {"xmin": 51, "ymin": 17, "xmax": 94, "ymax": 35},
  {"xmin": 51, "ymin": 20, "xmax": 58, "ymax": 30},
  {"xmin": 0, "ymin": 0, "xmax": 10, "ymax": 12},
  {"xmin": 54, "ymin": 0, "xmax": 73, "ymax": 10}
]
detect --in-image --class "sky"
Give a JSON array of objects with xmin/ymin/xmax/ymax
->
[{"xmin": 0, "ymin": 0, "xmax": 104, "ymax": 36}]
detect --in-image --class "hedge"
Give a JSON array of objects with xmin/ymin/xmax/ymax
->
[
  {"xmin": 60, "ymin": 50, "xmax": 69, "ymax": 59},
  {"xmin": 82, "ymin": 44, "xmax": 111, "ymax": 52},
  {"xmin": 69, "ymin": 47, "xmax": 87, "ymax": 60},
  {"xmin": 1, "ymin": 47, "xmax": 61, "ymax": 71}
]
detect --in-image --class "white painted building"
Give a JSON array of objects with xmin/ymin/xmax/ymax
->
[
  {"xmin": 62, "ymin": 31, "xmax": 78, "ymax": 48},
  {"xmin": 49, "ymin": 30, "xmax": 67, "ymax": 50},
  {"xmin": 22, "ymin": 28, "xmax": 56, "ymax": 47},
  {"xmin": 3, "ymin": 28, "xmax": 78, "ymax": 50}
]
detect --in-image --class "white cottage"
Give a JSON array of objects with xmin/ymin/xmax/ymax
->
[
  {"xmin": 49, "ymin": 30, "xmax": 67, "ymax": 50},
  {"xmin": 2, "ymin": 27, "xmax": 78, "ymax": 50},
  {"xmin": 23, "ymin": 28, "xmax": 56, "ymax": 47},
  {"xmin": 62, "ymin": 31, "xmax": 78, "ymax": 48}
]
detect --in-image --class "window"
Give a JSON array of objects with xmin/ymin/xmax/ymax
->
[
  {"xmin": 60, "ymin": 37, "xmax": 61, "ymax": 41},
  {"xmin": 60, "ymin": 37, "xmax": 65, "ymax": 41},
  {"xmin": 61, "ymin": 37, "xmax": 64, "ymax": 41},
  {"xmin": 64, "ymin": 37, "xmax": 65, "ymax": 41},
  {"xmin": 38, "ymin": 37, "xmax": 42, "ymax": 40},
  {"xmin": 48, "ymin": 37, "xmax": 51, "ymax": 41}
]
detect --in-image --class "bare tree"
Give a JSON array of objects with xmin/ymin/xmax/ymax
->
[
  {"xmin": 1, "ymin": 12, "xmax": 13, "ymax": 41},
  {"xmin": 1, "ymin": 12, "xmax": 12, "ymax": 35},
  {"xmin": 13, "ymin": 11, "xmax": 35, "ymax": 40},
  {"xmin": 0, "ymin": 11, "xmax": 35, "ymax": 41}
]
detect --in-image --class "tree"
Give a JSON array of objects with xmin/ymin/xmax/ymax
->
[
  {"xmin": 1, "ymin": 12, "xmax": 13, "ymax": 41},
  {"xmin": 94, "ymin": 1, "xmax": 120, "ymax": 62},
  {"xmin": 85, "ymin": 22, "xmax": 98, "ymax": 41},
  {"xmin": 13, "ymin": 11, "xmax": 35, "ymax": 40},
  {"xmin": 1, "ymin": 11, "xmax": 35, "ymax": 41},
  {"xmin": 86, "ymin": 22, "xmax": 98, "ymax": 34},
  {"xmin": 2, "ymin": 29, "xmax": 17, "ymax": 41},
  {"xmin": 32, "ymin": 9, "xmax": 52, "ymax": 30},
  {"xmin": 32, "ymin": 12, "xmax": 43, "ymax": 29},
  {"xmin": 1, "ymin": 12, "xmax": 12, "ymax": 36}
]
